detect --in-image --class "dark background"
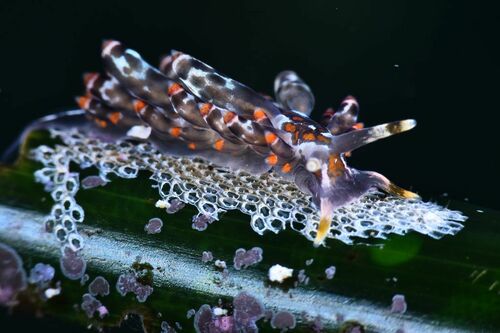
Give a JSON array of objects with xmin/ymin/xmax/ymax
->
[{"xmin": 0, "ymin": 0, "xmax": 498, "ymax": 208}]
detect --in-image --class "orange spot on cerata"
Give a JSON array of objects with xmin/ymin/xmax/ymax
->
[
  {"xmin": 199, "ymin": 103, "xmax": 213, "ymax": 116},
  {"xmin": 265, "ymin": 153, "xmax": 278, "ymax": 166},
  {"xmin": 283, "ymin": 123, "xmax": 297, "ymax": 132},
  {"xmin": 188, "ymin": 142, "xmax": 196, "ymax": 150},
  {"xmin": 133, "ymin": 100, "xmax": 146, "ymax": 113},
  {"xmin": 281, "ymin": 163, "xmax": 292, "ymax": 173},
  {"xmin": 95, "ymin": 119, "xmax": 107, "ymax": 128},
  {"xmin": 316, "ymin": 134, "xmax": 331, "ymax": 143},
  {"xmin": 265, "ymin": 132, "xmax": 278, "ymax": 144},
  {"xmin": 328, "ymin": 154, "xmax": 345, "ymax": 176},
  {"xmin": 214, "ymin": 139, "xmax": 224, "ymax": 151},
  {"xmin": 167, "ymin": 83, "xmax": 183, "ymax": 96},
  {"xmin": 108, "ymin": 112, "xmax": 122, "ymax": 125},
  {"xmin": 83, "ymin": 72, "xmax": 99, "ymax": 86},
  {"xmin": 292, "ymin": 116, "xmax": 303, "ymax": 121},
  {"xmin": 302, "ymin": 132, "xmax": 316, "ymax": 141},
  {"xmin": 223, "ymin": 112, "xmax": 236, "ymax": 124},
  {"xmin": 77, "ymin": 96, "xmax": 90, "ymax": 109},
  {"xmin": 253, "ymin": 108, "xmax": 267, "ymax": 121},
  {"xmin": 352, "ymin": 122, "xmax": 364, "ymax": 130},
  {"xmin": 170, "ymin": 127, "xmax": 182, "ymax": 138}
]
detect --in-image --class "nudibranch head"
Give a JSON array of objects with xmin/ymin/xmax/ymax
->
[
  {"xmin": 288, "ymin": 117, "xmax": 419, "ymax": 246},
  {"xmin": 271, "ymin": 80, "xmax": 419, "ymax": 245}
]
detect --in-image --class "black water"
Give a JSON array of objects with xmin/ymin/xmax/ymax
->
[
  {"xmin": 0, "ymin": 3, "xmax": 499, "ymax": 332},
  {"xmin": 0, "ymin": 0, "xmax": 498, "ymax": 209}
]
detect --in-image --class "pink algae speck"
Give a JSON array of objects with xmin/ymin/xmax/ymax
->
[
  {"xmin": 144, "ymin": 217, "xmax": 163, "ymax": 234},
  {"xmin": 60, "ymin": 246, "xmax": 86, "ymax": 280},
  {"xmin": 0, "ymin": 243, "xmax": 27, "ymax": 305},
  {"xmin": 233, "ymin": 247, "xmax": 263, "ymax": 270},
  {"xmin": 270, "ymin": 311, "xmax": 296, "ymax": 331},
  {"xmin": 88, "ymin": 276, "xmax": 110, "ymax": 297}
]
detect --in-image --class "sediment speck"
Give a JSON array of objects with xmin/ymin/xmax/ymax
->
[
  {"xmin": 201, "ymin": 251, "xmax": 214, "ymax": 263},
  {"xmin": 270, "ymin": 311, "xmax": 296, "ymax": 331},
  {"xmin": 145, "ymin": 217, "xmax": 163, "ymax": 234}
]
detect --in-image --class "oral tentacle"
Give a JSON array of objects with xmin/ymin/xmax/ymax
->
[{"xmin": 363, "ymin": 171, "xmax": 420, "ymax": 199}]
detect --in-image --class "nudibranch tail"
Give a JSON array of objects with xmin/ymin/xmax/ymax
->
[{"xmin": 2, "ymin": 109, "xmax": 89, "ymax": 163}]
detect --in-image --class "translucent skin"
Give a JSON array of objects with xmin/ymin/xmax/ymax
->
[{"xmin": 17, "ymin": 40, "xmax": 419, "ymax": 246}]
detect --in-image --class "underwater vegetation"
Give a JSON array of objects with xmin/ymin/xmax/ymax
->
[{"xmin": 0, "ymin": 41, "xmax": 498, "ymax": 332}]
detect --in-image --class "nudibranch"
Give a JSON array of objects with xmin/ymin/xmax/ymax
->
[{"xmin": 16, "ymin": 40, "xmax": 466, "ymax": 246}]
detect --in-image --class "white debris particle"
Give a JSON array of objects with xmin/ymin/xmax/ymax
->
[
  {"xmin": 126, "ymin": 125, "xmax": 152, "ymax": 139},
  {"xmin": 476, "ymin": 209, "xmax": 484, "ymax": 213},
  {"xmin": 155, "ymin": 199, "xmax": 170, "ymax": 209},
  {"xmin": 325, "ymin": 266, "xmax": 336, "ymax": 280},
  {"xmin": 268, "ymin": 264, "xmax": 293, "ymax": 283},
  {"xmin": 394, "ymin": 64, "xmax": 400, "ymax": 68},
  {"xmin": 44, "ymin": 286, "xmax": 62, "ymax": 299},
  {"xmin": 305, "ymin": 258, "xmax": 314, "ymax": 266},
  {"xmin": 214, "ymin": 260, "xmax": 227, "ymax": 269},
  {"xmin": 213, "ymin": 307, "xmax": 228, "ymax": 316},
  {"xmin": 97, "ymin": 305, "xmax": 109, "ymax": 318}
]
